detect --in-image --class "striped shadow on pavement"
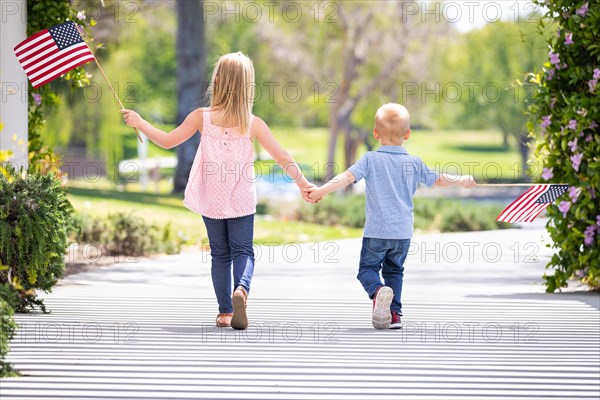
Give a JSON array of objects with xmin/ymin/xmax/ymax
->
[{"xmin": 2, "ymin": 296, "xmax": 599, "ymax": 399}]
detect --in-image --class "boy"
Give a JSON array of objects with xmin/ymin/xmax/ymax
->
[{"xmin": 306, "ymin": 103, "xmax": 476, "ymax": 329}]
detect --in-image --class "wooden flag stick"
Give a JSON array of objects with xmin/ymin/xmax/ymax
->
[
  {"xmin": 476, "ymin": 183, "xmax": 568, "ymax": 187},
  {"xmin": 93, "ymin": 57, "xmax": 143, "ymax": 143}
]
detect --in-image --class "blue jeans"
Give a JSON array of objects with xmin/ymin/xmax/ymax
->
[
  {"xmin": 202, "ymin": 214, "xmax": 255, "ymax": 314},
  {"xmin": 357, "ymin": 237, "xmax": 411, "ymax": 315}
]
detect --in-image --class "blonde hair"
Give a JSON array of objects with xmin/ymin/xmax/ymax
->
[
  {"xmin": 208, "ymin": 52, "xmax": 255, "ymax": 134},
  {"xmin": 375, "ymin": 103, "xmax": 410, "ymax": 139}
]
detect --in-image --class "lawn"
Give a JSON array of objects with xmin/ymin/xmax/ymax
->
[{"xmin": 140, "ymin": 127, "xmax": 523, "ymax": 182}]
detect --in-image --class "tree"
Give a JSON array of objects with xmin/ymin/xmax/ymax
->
[
  {"xmin": 173, "ymin": 0, "xmax": 206, "ymax": 193},
  {"xmin": 256, "ymin": 1, "xmax": 445, "ymax": 179},
  {"xmin": 437, "ymin": 20, "xmax": 548, "ymax": 180}
]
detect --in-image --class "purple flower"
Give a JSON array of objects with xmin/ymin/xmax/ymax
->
[
  {"xmin": 558, "ymin": 201, "xmax": 571, "ymax": 217},
  {"xmin": 541, "ymin": 115, "xmax": 552, "ymax": 131},
  {"xmin": 589, "ymin": 121, "xmax": 598, "ymax": 130},
  {"xmin": 568, "ymin": 137, "xmax": 578, "ymax": 152},
  {"xmin": 586, "ymin": 134, "xmax": 592, "ymax": 142},
  {"xmin": 583, "ymin": 225, "xmax": 596, "ymax": 246},
  {"xmin": 565, "ymin": 32, "xmax": 574, "ymax": 45},
  {"xmin": 596, "ymin": 215, "xmax": 600, "ymax": 227},
  {"xmin": 541, "ymin": 167, "xmax": 554, "ymax": 181},
  {"xmin": 576, "ymin": 2, "xmax": 589, "ymax": 17},
  {"xmin": 549, "ymin": 50, "xmax": 561, "ymax": 66},
  {"xmin": 570, "ymin": 153, "xmax": 583, "ymax": 172},
  {"xmin": 33, "ymin": 93, "xmax": 42, "ymax": 106},
  {"xmin": 594, "ymin": 68, "xmax": 600, "ymax": 80},
  {"xmin": 589, "ymin": 78, "xmax": 598, "ymax": 92},
  {"xmin": 569, "ymin": 186, "xmax": 580, "ymax": 203},
  {"xmin": 567, "ymin": 119, "xmax": 577, "ymax": 130}
]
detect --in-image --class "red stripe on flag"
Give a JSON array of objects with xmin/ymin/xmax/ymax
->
[
  {"xmin": 496, "ymin": 185, "xmax": 547, "ymax": 222},
  {"xmin": 27, "ymin": 45, "xmax": 92, "ymax": 78},
  {"xmin": 509, "ymin": 185, "xmax": 550, "ymax": 222},
  {"xmin": 14, "ymin": 29, "xmax": 50, "ymax": 54},
  {"xmin": 19, "ymin": 41, "xmax": 57, "ymax": 67},
  {"xmin": 524, "ymin": 204, "xmax": 550, "ymax": 222},
  {"xmin": 496, "ymin": 185, "xmax": 538, "ymax": 221},
  {"xmin": 31, "ymin": 56, "xmax": 95, "ymax": 88}
]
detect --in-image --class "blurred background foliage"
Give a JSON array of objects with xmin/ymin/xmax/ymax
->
[{"xmin": 41, "ymin": 0, "xmax": 550, "ymax": 175}]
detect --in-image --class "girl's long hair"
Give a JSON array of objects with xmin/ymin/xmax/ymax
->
[{"xmin": 207, "ymin": 52, "xmax": 255, "ymax": 134}]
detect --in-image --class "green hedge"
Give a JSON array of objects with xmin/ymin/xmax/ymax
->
[
  {"xmin": 528, "ymin": 0, "xmax": 599, "ymax": 291},
  {"xmin": 0, "ymin": 165, "xmax": 73, "ymax": 313},
  {"xmin": 70, "ymin": 212, "xmax": 184, "ymax": 257},
  {"xmin": 0, "ymin": 282, "xmax": 17, "ymax": 377}
]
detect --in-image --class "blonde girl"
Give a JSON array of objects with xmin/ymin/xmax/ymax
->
[{"xmin": 121, "ymin": 52, "xmax": 315, "ymax": 330}]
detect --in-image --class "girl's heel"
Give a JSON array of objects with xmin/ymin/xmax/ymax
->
[{"xmin": 231, "ymin": 287, "xmax": 248, "ymax": 330}]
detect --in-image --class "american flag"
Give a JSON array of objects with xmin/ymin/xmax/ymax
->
[
  {"xmin": 496, "ymin": 184, "xmax": 569, "ymax": 223},
  {"xmin": 14, "ymin": 21, "xmax": 95, "ymax": 89}
]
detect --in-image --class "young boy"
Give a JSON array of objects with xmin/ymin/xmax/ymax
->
[{"xmin": 307, "ymin": 103, "xmax": 476, "ymax": 329}]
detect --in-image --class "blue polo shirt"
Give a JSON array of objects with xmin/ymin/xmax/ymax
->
[{"xmin": 347, "ymin": 146, "xmax": 439, "ymax": 239}]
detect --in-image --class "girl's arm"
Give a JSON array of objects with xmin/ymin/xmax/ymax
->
[
  {"xmin": 306, "ymin": 171, "xmax": 356, "ymax": 202},
  {"xmin": 252, "ymin": 117, "xmax": 315, "ymax": 201},
  {"xmin": 120, "ymin": 109, "xmax": 202, "ymax": 149}
]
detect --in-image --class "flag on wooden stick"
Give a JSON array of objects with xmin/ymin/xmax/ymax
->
[
  {"xmin": 496, "ymin": 184, "xmax": 569, "ymax": 223},
  {"xmin": 14, "ymin": 21, "xmax": 95, "ymax": 88}
]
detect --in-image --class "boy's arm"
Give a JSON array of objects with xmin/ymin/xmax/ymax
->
[
  {"xmin": 121, "ymin": 109, "xmax": 201, "ymax": 149},
  {"xmin": 307, "ymin": 171, "xmax": 356, "ymax": 201},
  {"xmin": 434, "ymin": 173, "xmax": 476, "ymax": 188}
]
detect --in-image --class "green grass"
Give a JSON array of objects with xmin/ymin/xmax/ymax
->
[
  {"xmin": 67, "ymin": 183, "xmax": 363, "ymax": 245},
  {"xmin": 127, "ymin": 124, "xmax": 522, "ymax": 181},
  {"xmin": 263, "ymin": 127, "xmax": 521, "ymax": 181}
]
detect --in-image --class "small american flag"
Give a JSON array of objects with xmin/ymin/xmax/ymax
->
[
  {"xmin": 14, "ymin": 21, "xmax": 95, "ymax": 89},
  {"xmin": 496, "ymin": 184, "xmax": 569, "ymax": 223}
]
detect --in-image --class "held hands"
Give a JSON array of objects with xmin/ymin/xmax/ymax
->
[
  {"xmin": 304, "ymin": 187, "xmax": 324, "ymax": 203},
  {"xmin": 120, "ymin": 109, "xmax": 143, "ymax": 129},
  {"xmin": 298, "ymin": 182, "xmax": 322, "ymax": 204}
]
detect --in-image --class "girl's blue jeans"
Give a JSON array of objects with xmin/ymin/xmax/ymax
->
[
  {"xmin": 357, "ymin": 237, "xmax": 411, "ymax": 315},
  {"xmin": 202, "ymin": 214, "xmax": 255, "ymax": 314}
]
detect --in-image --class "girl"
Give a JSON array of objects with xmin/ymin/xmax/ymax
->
[{"xmin": 121, "ymin": 52, "xmax": 315, "ymax": 330}]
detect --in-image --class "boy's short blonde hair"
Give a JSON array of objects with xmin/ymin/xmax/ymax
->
[{"xmin": 375, "ymin": 103, "xmax": 410, "ymax": 138}]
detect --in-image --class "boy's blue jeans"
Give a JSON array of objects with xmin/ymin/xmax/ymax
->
[
  {"xmin": 202, "ymin": 214, "xmax": 255, "ymax": 314},
  {"xmin": 357, "ymin": 237, "xmax": 411, "ymax": 315}
]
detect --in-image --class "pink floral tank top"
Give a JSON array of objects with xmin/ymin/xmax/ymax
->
[{"xmin": 183, "ymin": 110, "xmax": 257, "ymax": 219}]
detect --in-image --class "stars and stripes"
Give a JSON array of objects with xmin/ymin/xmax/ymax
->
[
  {"xmin": 14, "ymin": 21, "xmax": 95, "ymax": 88},
  {"xmin": 496, "ymin": 184, "xmax": 569, "ymax": 223}
]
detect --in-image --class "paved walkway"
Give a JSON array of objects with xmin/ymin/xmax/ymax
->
[{"xmin": 2, "ymin": 224, "xmax": 599, "ymax": 399}]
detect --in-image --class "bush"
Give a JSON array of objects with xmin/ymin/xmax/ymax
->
[
  {"xmin": 300, "ymin": 194, "xmax": 366, "ymax": 228},
  {"xmin": 528, "ymin": 0, "xmax": 599, "ymax": 291},
  {"xmin": 0, "ymin": 282, "xmax": 18, "ymax": 377},
  {"xmin": 0, "ymin": 165, "xmax": 73, "ymax": 312},
  {"xmin": 300, "ymin": 195, "xmax": 511, "ymax": 233},
  {"xmin": 70, "ymin": 212, "xmax": 183, "ymax": 257}
]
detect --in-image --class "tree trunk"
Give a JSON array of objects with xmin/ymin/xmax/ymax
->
[
  {"xmin": 173, "ymin": 0, "xmax": 206, "ymax": 193},
  {"xmin": 518, "ymin": 133, "xmax": 531, "ymax": 182}
]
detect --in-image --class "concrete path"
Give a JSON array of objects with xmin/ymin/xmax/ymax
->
[{"xmin": 1, "ymin": 224, "xmax": 599, "ymax": 399}]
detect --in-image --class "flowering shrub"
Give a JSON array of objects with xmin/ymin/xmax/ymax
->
[
  {"xmin": 27, "ymin": 0, "xmax": 96, "ymax": 172},
  {"xmin": 528, "ymin": 1, "xmax": 599, "ymax": 291}
]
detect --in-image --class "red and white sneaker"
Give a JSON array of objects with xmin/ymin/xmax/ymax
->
[
  {"xmin": 372, "ymin": 286, "xmax": 393, "ymax": 329},
  {"xmin": 389, "ymin": 311, "xmax": 402, "ymax": 329}
]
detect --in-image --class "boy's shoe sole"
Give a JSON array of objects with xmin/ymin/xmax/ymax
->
[
  {"xmin": 231, "ymin": 290, "xmax": 248, "ymax": 330},
  {"xmin": 372, "ymin": 286, "xmax": 393, "ymax": 329}
]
